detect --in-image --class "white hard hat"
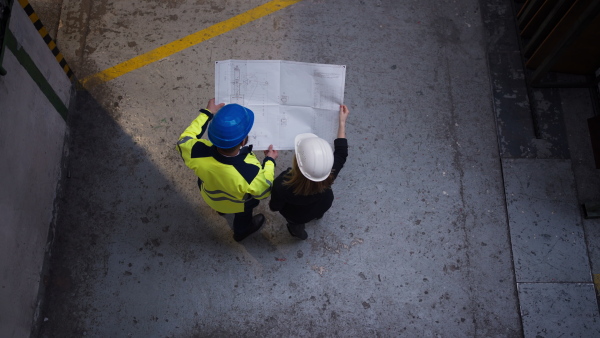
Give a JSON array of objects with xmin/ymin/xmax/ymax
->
[{"xmin": 294, "ymin": 133, "xmax": 334, "ymax": 182}]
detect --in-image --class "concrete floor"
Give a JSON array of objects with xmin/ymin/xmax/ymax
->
[{"xmin": 29, "ymin": 0, "xmax": 600, "ymax": 337}]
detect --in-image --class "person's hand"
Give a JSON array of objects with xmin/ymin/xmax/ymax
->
[
  {"xmin": 264, "ymin": 145, "xmax": 278, "ymax": 160},
  {"xmin": 206, "ymin": 98, "xmax": 225, "ymax": 113},
  {"xmin": 339, "ymin": 105, "xmax": 350, "ymax": 124}
]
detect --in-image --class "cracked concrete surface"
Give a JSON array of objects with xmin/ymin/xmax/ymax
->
[{"xmin": 26, "ymin": 0, "xmax": 594, "ymax": 336}]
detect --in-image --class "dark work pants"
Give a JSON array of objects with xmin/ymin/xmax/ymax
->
[
  {"xmin": 233, "ymin": 198, "xmax": 260, "ymax": 237},
  {"xmin": 284, "ymin": 210, "xmax": 326, "ymax": 231},
  {"xmin": 287, "ymin": 221, "xmax": 306, "ymax": 235}
]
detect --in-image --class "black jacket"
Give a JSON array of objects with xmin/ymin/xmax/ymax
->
[{"xmin": 269, "ymin": 138, "xmax": 348, "ymax": 224}]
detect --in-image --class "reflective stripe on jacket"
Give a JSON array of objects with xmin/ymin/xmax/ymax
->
[{"xmin": 177, "ymin": 109, "xmax": 275, "ymax": 213}]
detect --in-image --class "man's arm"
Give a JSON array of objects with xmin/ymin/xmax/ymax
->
[
  {"xmin": 178, "ymin": 99, "xmax": 225, "ymax": 142},
  {"xmin": 177, "ymin": 99, "xmax": 225, "ymax": 157},
  {"xmin": 247, "ymin": 144, "xmax": 278, "ymax": 200},
  {"xmin": 250, "ymin": 159, "xmax": 276, "ymax": 200},
  {"xmin": 178, "ymin": 109, "xmax": 213, "ymax": 142}
]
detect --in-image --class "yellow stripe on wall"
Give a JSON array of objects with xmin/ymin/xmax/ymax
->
[
  {"xmin": 80, "ymin": 0, "xmax": 302, "ymax": 89},
  {"xmin": 28, "ymin": 12, "xmax": 39, "ymax": 22}
]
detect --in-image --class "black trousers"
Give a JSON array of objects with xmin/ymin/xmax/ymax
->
[
  {"xmin": 287, "ymin": 221, "xmax": 306, "ymax": 234},
  {"xmin": 233, "ymin": 199, "xmax": 259, "ymax": 237}
]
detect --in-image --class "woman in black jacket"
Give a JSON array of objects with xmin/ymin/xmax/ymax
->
[{"xmin": 269, "ymin": 105, "xmax": 350, "ymax": 240}]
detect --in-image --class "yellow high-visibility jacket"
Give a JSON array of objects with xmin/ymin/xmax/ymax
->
[{"xmin": 177, "ymin": 109, "xmax": 276, "ymax": 213}]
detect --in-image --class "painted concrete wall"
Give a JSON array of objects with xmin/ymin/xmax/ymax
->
[{"xmin": 0, "ymin": 3, "xmax": 72, "ymax": 337}]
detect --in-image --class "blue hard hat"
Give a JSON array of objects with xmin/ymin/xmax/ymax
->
[{"xmin": 208, "ymin": 104, "xmax": 254, "ymax": 148}]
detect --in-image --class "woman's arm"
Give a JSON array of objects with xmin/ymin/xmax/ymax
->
[{"xmin": 337, "ymin": 105, "xmax": 349, "ymax": 138}]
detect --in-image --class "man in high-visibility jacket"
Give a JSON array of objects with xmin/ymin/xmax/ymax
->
[{"xmin": 177, "ymin": 99, "xmax": 278, "ymax": 242}]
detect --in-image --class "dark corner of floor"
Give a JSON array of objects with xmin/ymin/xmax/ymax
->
[{"xmin": 481, "ymin": 0, "xmax": 600, "ymax": 336}]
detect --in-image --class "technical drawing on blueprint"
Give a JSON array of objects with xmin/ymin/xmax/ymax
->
[{"xmin": 215, "ymin": 60, "xmax": 346, "ymax": 150}]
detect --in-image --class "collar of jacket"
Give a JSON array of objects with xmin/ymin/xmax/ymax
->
[{"xmin": 211, "ymin": 144, "xmax": 254, "ymax": 165}]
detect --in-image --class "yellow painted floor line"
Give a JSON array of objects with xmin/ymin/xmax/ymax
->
[{"xmin": 80, "ymin": 0, "xmax": 302, "ymax": 89}]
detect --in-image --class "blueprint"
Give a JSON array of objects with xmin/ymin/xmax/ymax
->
[{"xmin": 215, "ymin": 60, "xmax": 346, "ymax": 150}]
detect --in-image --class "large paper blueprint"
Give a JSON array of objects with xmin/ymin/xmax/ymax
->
[{"xmin": 215, "ymin": 60, "xmax": 346, "ymax": 150}]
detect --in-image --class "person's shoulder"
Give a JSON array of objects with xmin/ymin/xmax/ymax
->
[
  {"xmin": 280, "ymin": 167, "xmax": 292, "ymax": 176},
  {"xmin": 273, "ymin": 167, "xmax": 289, "ymax": 179},
  {"xmin": 241, "ymin": 149, "xmax": 261, "ymax": 163}
]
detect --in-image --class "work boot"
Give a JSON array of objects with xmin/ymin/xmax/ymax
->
[
  {"xmin": 286, "ymin": 223, "xmax": 308, "ymax": 240},
  {"xmin": 233, "ymin": 214, "xmax": 265, "ymax": 242}
]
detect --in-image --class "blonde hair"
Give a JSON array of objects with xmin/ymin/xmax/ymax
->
[{"xmin": 284, "ymin": 157, "xmax": 334, "ymax": 196}]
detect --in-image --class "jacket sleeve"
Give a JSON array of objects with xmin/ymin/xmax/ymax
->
[
  {"xmin": 331, "ymin": 138, "xmax": 348, "ymax": 179},
  {"xmin": 269, "ymin": 171, "xmax": 287, "ymax": 211},
  {"xmin": 176, "ymin": 109, "xmax": 213, "ymax": 157},
  {"xmin": 249, "ymin": 157, "xmax": 275, "ymax": 200}
]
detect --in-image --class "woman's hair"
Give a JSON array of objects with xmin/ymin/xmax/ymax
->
[{"xmin": 284, "ymin": 157, "xmax": 334, "ymax": 196}]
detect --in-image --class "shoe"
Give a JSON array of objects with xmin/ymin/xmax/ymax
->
[
  {"xmin": 233, "ymin": 214, "xmax": 265, "ymax": 242},
  {"xmin": 287, "ymin": 223, "xmax": 308, "ymax": 240}
]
